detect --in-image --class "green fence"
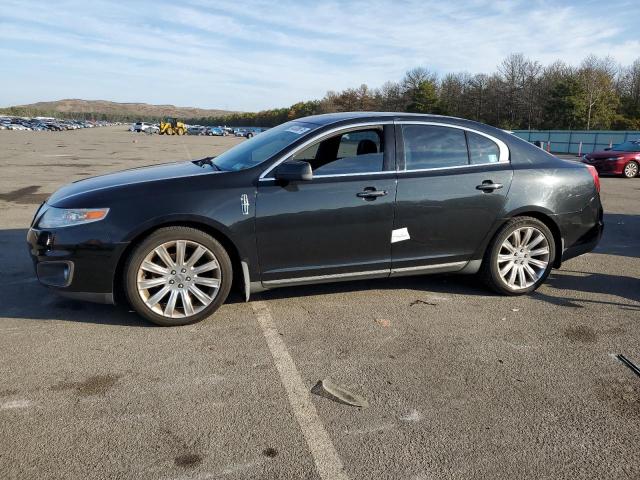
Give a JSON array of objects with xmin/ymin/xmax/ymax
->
[{"xmin": 512, "ymin": 130, "xmax": 640, "ymax": 155}]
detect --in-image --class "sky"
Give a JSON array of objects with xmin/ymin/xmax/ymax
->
[{"xmin": 1, "ymin": 0, "xmax": 639, "ymax": 112}]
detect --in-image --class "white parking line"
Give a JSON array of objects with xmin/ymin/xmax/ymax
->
[
  {"xmin": 251, "ymin": 301, "xmax": 349, "ymax": 480},
  {"xmin": 1, "ymin": 399, "xmax": 32, "ymax": 409}
]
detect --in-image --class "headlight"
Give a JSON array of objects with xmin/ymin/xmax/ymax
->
[{"xmin": 38, "ymin": 207, "xmax": 110, "ymax": 229}]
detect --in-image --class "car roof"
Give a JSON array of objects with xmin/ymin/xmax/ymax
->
[{"xmin": 298, "ymin": 111, "xmax": 467, "ymax": 126}]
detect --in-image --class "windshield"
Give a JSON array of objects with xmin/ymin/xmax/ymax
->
[
  {"xmin": 612, "ymin": 141, "xmax": 640, "ymax": 152},
  {"xmin": 213, "ymin": 121, "xmax": 318, "ymax": 171}
]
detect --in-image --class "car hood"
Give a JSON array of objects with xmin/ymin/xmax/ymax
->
[{"xmin": 47, "ymin": 160, "xmax": 218, "ymax": 206}]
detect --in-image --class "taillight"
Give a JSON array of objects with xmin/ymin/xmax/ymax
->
[{"xmin": 586, "ymin": 164, "xmax": 600, "ymax": 193}]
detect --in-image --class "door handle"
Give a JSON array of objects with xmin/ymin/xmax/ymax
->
[
  {"xmin": 476, "ymin": 181, "xmax": 503, "ymax": 192},
  {"xmin": 357, "ymin": 188, "xmax": 388, "ymax": 200}
]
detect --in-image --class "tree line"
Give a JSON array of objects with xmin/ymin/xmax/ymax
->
[{"xmin": 195, "ymin": 54, "xmax": 640, "ymax": 130}]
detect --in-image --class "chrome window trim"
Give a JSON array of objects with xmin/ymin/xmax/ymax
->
[
  {"xmin": 259, "ymin": 170, "xmax": 393, "ymax": 182},
  {"xmin": 258, "ymin": 121, "xmax": 394, "ymax": 181},
  {"xmin": 402, "ymin": 162, "xmax": 507, "ymax": 174},
  {"xmin": 396, "ymin": 120, "xmax": 510, "ymax": 172}
]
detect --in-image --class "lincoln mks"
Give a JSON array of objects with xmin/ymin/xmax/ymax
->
[{"xmin": 27, "ymin": 113, "xmax": 603, "ymax": 326}]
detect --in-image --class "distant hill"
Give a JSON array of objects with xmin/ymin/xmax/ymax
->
[{"xmin": 3, "ymin": 99, "xmax": 236, "ymax": 121}]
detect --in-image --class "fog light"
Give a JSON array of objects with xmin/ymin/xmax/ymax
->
[{"xmin": 37, "ymin": 261, "xmax": 74, "ymax": 287}]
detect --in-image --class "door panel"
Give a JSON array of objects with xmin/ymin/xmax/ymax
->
[
  {"xmin": 256, "ymin": 174, "xmax": 397, "ymax": 282},
  {"xmin": 392, "ymin": 164, "xmax": 513, "ymax": 270}
]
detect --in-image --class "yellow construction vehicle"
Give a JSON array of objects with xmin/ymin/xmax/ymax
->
[{"xmin": 159, "ymin": 118, "xmax": 186, "ymax": 135}]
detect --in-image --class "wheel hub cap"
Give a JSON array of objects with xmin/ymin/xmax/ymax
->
[
  {"xmin": 496, "ymin": 226, "xmax": 550, "ymax": 290},
  {"xmin": 136, "ymin": 240, "xmax": 221, "ymax": 318}
]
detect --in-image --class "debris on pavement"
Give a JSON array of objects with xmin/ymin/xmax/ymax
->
[
  {"xmin": 262, "ymin": 447, "xmax": 278, "ymax": 458},
  {"xmin": 399, "ymin": 409, "xmax": 423, "ymax": 422},
  {"xmin": 616, "ymin": 354, "xmax": 640, "ymax": 378},
  {"xmin": 311, "ymin": 378, "xmax": 369, "ymax": 408},
  {"xmin": 376, "ymin": 318, "xmax": 391, "ymax": 327},
  {"xmin": 410, "ymin": 299, "xmax": 437, "ymax": 306}
]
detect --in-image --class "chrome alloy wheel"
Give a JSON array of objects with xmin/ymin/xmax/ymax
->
[
  {"xmin": 496, "ymin": 226, "xmax": 550, "ymax": 290},
  {"xmin": 136, "ymin": 240, "xmax": 221, "ymax": 318},
  {"xmin": 624, "ymin": 161, "xmax": 638, "ymax": 178}
]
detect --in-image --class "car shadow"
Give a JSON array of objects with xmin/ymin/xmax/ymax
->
[
  {"xmin": 536, "ymin": 270, "xmax": 640, "ymax": 309},
  {"xmin": 593, "ymin": 212, "xmax": 639, "ymax": 258}
]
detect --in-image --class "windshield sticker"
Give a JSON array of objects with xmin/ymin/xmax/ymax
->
[{"xmin": 285, "ymin": 126, "xmax": 311, "ymax": 135}]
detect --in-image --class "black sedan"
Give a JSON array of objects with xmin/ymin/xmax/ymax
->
[{"xmin": 27, "ymin": 113, "xmax": 603, "ymax": 326}]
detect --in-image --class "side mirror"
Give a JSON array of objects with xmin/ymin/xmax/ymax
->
[{"xmin": 274, "ymin": 160, "xmax": 313, "ymax": 182}]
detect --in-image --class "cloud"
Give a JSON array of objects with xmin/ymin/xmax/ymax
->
[{"xmin": 0, "ymin": 0, "xmax": 638, "ymax": 110}]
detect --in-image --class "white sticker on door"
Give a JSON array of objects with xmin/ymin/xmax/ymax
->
[{"xmin": 391, "ymin": 227, "xmax": 410, "ymax": 243}]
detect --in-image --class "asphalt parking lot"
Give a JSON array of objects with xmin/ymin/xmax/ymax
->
[{"xmin": 1, "ymin": 127, "xmax": 639, "ymax": 480}]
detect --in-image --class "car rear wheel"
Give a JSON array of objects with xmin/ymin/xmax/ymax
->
[
  {"xmin": 480, "ymin": 217, "xmax": 555, "ymax": 295},
  {"xmin": 623, "ymin": 161, "xmax": 638, "ymax": 178},
  {"xmin": 124, "ymin": 227, "xmax": 232, "ymax": 326}
]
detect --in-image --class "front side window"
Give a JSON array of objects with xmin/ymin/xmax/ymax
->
[
  {"xmin": 292, "ymin": 127, "xmax": 384, "ymax": 175},
  {"xmin": 213, "ymin": 121, "xmax": 318, "ymax": 171},
  {"xmin": 402, "ymin": 125, "xmax": 468, "ymax": 170}
]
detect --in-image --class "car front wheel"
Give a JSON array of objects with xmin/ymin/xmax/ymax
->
[
  {"xmin": 124, "ymin": 227, "xmax": 232, "ymax": 326},
  {"xmin": 623, "ymin": 161, "xmax": 638, "ymax": 178},
  {"xmin": 481, "ymin": 217, "xmax": 555, "ymax": 295}
]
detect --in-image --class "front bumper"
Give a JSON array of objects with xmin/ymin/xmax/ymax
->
[
  {"xmin": 26, "ymin": 224, "xmax": 128, "ymax": 304},
  {"xmin": 582, "ymin": 159, "xmax": 625, "ymax": 175}
]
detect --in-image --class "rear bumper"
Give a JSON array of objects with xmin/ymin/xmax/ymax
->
[{"xmin": 556, "ymin": 195, "xmax": 604, "ymax": 263}]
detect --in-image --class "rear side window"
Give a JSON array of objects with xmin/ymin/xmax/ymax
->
[
  {"xmin": 402, "ymin": 125, "xmax": 468, "ymax": 170},
  {"xmin": 467, "ymin": 131, "xmax": 500, "ymax": 164}
]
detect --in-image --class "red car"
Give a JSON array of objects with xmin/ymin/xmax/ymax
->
[{"xmin": 582, "ymin": 140, "xmax": 640, "ymax": 178}]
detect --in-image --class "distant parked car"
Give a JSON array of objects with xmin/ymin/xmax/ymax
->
[
  {"xmin": 582, "ymin": 140, "xmax": 640, "ymax": 178},
  {"xmin": 234, "ymin": 129, "xmax": 258, "ymax": 139},
  {"xmin": 45, "ymin": 123, "xmax": 64, "ymax": 131},
  {"xmin": 188, "ymin": 126, "xmax": 206, "ymax": 135},
  {"xmin": 132, "ymin": 122, "xmax": 151, "ymax": 133},
  {"xmin": 206, "ymin": 127, "xmax": 224, "ymax": 136},
  {"xmin": 146, "ymin": 125, "xmax": 160, "ymax": 134}
]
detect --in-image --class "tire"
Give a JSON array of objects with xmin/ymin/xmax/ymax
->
[
  {"xmin": 177, "ymin": 128, "xmax": 185, "ymax": 136},
  {"xmin": 246, "ymin": 133, "xmax": 253, "ymax": 139},
  {"xmin": 480, "ymin": 216, "xmax": 556, "ymax": 296},
  {"xmin": 623, "ymin": 161, "xmax": 638, "ymax": 178},
  {"xmin": 124, "ymin": 227, "xmax": 233, "ymax": 326}
]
